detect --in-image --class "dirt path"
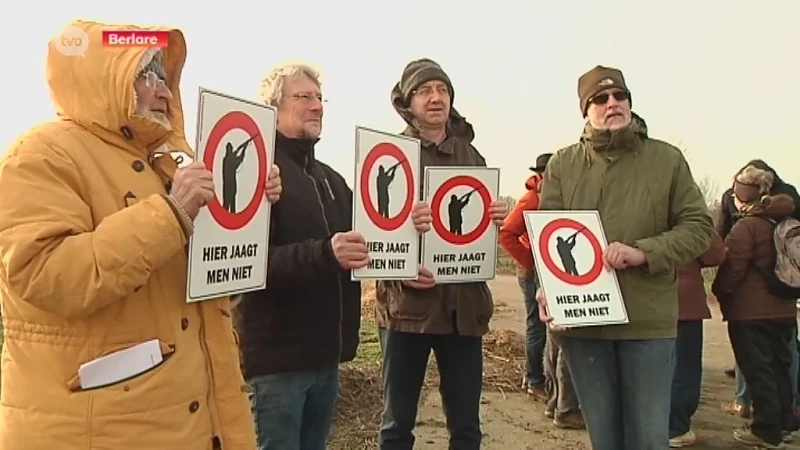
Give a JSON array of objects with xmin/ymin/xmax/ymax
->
[{"xmin": 411, "ymin": 275, "xmax": 800, "ymax": 449}]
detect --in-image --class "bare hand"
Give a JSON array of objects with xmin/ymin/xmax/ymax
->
[
  {"xmin": 331, "ymin": 231, "xmax": 369, "ymax": 270},
  {"xmin": 603, "ymin": 242, "xmax": 647, "ymax": 270},
  {"xmin": 411, "ymin": 202, "xmax": 432, "ymax": 234},
  {"xmin": 265, "ymin": 164, "xmax": 282, "ymax": 204},
  {"xmin": 403, "ymin": 266, "xmax": 436, "ymax": 290},
  {"xmin": 488, "ymin": 200, "xmax": 508, "ymax": 226},
  {"xmin": 170, "ymin": 161, "xmax": 215, "ymax": 219},
  {"xmin": 536, "ymin": 288, "xmax": 566, "ymax": 332}
]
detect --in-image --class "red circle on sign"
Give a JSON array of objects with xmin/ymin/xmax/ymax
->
[
  {"xmin": 538, "ymin": 218, "xmax": 603, "ymax": 286},
  {"xmin": 359, "ymin": 143, "xmax": 415, "ymax": 231},
  {"xmin": 431, "ymin": 175, "xmax": 492, "ymax": 245},
  {"xmin": 203, "ymin": 110, "xmax": 268, "ymax": 231}
]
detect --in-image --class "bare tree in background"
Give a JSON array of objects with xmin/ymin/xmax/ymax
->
[
  {"xmin": 696, "ymin": 175, "xmax": 722, "ymax": 212},
  {"xmin": 695, "ymin": 175, "xmax": 725, "ymax": 281},
  {"xmin": 683, "ymin": 147, "xmax": 724, "ymax": 223},
  {"xmin": 497, "ymin": 195, "xmax": 517, "ymax": 209}
]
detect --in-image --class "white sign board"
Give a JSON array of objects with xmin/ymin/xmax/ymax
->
[
  {"xmin": 352, "ymin": 126, "xmax": 421, "ymax": 280},
  {"xmin": 421, "ymin": 167, "xmax": 500, "ymax": 284},
  {"xmin": 186, "ymin": 88, "xmax": 276, "ymax": 302},
  {"xmin": 523, "ymin": 210, "xmax": 628, "ymax": 327}
]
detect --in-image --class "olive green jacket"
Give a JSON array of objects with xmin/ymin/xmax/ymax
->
[{"xmin": 539, "ymin": 114, "xmax": 713, "ymax": 339}]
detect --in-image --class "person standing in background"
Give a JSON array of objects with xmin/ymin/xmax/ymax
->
[
  {"xmin": 498, "ymin": 153, "xmax": 552, "ymax": 400},
  {"xmin": 498, "ymin": 154, "xmax": 585, "ymax": 429},
  {"xmin": 669, "ymin": 232, "xmax": 725, "ymax": 447},
  {"xmin": 712, "ymin": 164, "xmax": 800, "ymax": 447},
  {"xmin": 717, "ymin": 160, "xmax": 800, "ymax": 420}
]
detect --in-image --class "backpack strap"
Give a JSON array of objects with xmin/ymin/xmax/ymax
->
[{"xmin": 753, "ymin": 215, "xmax": 778, "ymax": 226}]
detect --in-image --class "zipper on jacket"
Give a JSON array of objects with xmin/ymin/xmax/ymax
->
[{"xmin": 303, "ymin": 158, "xmax": 344, "ymax": 360}]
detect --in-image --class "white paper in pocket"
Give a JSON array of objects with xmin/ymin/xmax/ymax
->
[{"xmin": 78, "ymin": 339, "xmax": 163, "ymax": 389}]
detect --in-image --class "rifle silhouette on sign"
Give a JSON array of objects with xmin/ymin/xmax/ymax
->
[
  {"xmin": 556, "ymin": 225, "xmax": 588, "ymax": 276},
  {"xmin": 375, "ymin": 157, "xmax": 407, "ymax": 219},
  {"xmin": 222, "ymin": 132, "xmax": 261, "ymax": 214}
]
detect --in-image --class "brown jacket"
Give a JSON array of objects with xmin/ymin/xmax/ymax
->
[
  {"xmin": 374, "ymin": 93, "xmax": 493, "ymax": 336},
  {"xmin": 677, "ymin": 232, "xmax": 725, "ymax": 320},
  {"xmin": 712, "ymin": 194, "xmax": 797, "ymax": 321}
]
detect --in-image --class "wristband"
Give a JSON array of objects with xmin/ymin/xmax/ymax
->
[{"xmin": 164, "ymin": 194, "xmax": 195, "ymax": 237}]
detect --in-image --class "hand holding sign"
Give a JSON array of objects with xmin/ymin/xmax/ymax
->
[
  {"xmin": 172, "ymin": 161, "xmax": 215, "ymax": 219},
  {"xmin": 411, "ymin": 201, "xmax": 432, "ymax": 234},
  {"xmin": 488, "ymin": 200, "xmax": 508, "ymax": 226},
  {"xmin": 535, "ymin": 288, "xmax": 567, "ymax": 332},
  {"xmin": 603, "ymin": 242, "xmax": 646, "ymax": 270},
  {"xmin": 403, "ymin": 266, "xmax": 436, "ymax": 290},
  {"xmin": 332, "ymin": 231, "xmax": 370, "ymax": 269},
  {"xmin": 265, "ymin": 164, "xmax": 282, "ymax": 204}
]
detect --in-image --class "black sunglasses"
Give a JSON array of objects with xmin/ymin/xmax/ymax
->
[{"xmin": 591, "ymin": 91, "xmax": 630, "ymax": 105}]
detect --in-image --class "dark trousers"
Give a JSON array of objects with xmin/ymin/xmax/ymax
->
[
  {"xmin": 378, "ymin": 328, "xmax": 483, "ymax": 450},
  {"xmin": 669, "ymin": 320, "xmax": 704, "ymax": 438},
  {"xmin": 544, "ymin": 330, "xmax": 579, "ymax": 418},
  {"xmin": 518, "ymin": 276, "xmax": 547, "ymax": 386},
  {"xmin": 729, "ymin": 319, "xmax": 800, "ymax": 445}
]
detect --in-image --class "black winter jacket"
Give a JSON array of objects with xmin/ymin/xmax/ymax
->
[{"xmin": 234, "ymin": 133, "xmax": 361, "ymax": 378}]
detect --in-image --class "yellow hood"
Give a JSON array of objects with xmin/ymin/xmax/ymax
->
[{"xmin": 46, "ymin": 20, "xmax": 191, "ymax": 157}]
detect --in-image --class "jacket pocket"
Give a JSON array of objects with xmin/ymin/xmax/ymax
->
[
  {"xmin": 379, "ymin": 281, "xmax": 436, "ymax": 321},
  {"xmin": 645, "ymin": 180, "xmax": 670, "ymax": 234},
  {"xmin": 67, "ymin": 341, "xmax": 176, "ymax": 393},
  {"xmin": 473, "ymin": 283, "xmax": 494, "ymax": 326}
]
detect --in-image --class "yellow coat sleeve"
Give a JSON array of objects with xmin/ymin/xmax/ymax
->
[{"xmin": 0, "ymin": 133, "xmax": 188, "ymax": 319}]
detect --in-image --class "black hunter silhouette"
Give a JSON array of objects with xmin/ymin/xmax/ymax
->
[
  {"xmin": 222, "ymin": 133, "xmax": 260, "ymax": 213},
  {"xmin": 376, "ymin": 161, "xmax": 401, "ymax": 218},
  {"xmin": 447, "ymin": 188, "xmax": 476, "ymax": 235},
  {"xmin": 556, "ymin": 226, "xmax": 587, "ymax": 276}
]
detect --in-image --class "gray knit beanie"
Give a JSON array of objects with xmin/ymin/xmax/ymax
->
[{"xmin": 397, "ymin": 58, "xmax": 454, "ymax": 107}]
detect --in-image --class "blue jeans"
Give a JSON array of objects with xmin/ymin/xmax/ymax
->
[
  {"xmin": 378, "ymin": 328, "xmax": 482, "ymax": 450},
  {"xmin": 669, "ymin": 321, "xmax": 703, "ymax": 438},
  {"xmin": 560, "ymin": 336, "xmax": 676, "ymax": 450},
  {"xmin": 735, "ymin": 322, "xmax": 799, "ymax": 408},
  {"xmin": 247, "ymin": 367, "xmax": 339, "ymax": 450},
  {"xmin": 518, "ymin": 275, "xmax": 547, "ymax": 387}
]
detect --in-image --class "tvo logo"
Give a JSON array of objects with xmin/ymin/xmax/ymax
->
[{"xmin": 54, "ymin": 26, "xmax": 89, "ymax": 57}]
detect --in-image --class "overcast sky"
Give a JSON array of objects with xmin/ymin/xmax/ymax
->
[{"xmin": 2, "ymin": 0, "xmax": 797, "ymax": 199}]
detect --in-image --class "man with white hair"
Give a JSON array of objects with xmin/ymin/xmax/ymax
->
[
  {"xmin": 536, "ymin": 65, "xmax": 713, "ymax": 450},
  {"xmin": 234, "ymin": 62, "xmax": 431, "ymax": 450}
]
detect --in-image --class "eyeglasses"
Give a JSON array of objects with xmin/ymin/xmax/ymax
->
[
  {"xmin": 291, "ymin": 93, "xmax": 327, "ymax": 104},
  {"xmin": 139, "ymin": 71, "xmax": 167, "ymax": 90},
  {"xmin": 590, "ymin": 90, "xmax": 629, "ymax": 106}
]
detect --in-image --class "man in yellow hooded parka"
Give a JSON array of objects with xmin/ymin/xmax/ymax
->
[{"xmin": 0, "ymin": 20, "xmax": 282, "ymax": 450}]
